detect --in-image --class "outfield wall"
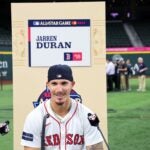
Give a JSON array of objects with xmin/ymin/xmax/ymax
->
[{"xmin": 0, "ymin": 50, "xmax": 12, "ymax": 80}]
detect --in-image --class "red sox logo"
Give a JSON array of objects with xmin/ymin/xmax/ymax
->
[{"xmin": 45, "ymin": 133, "xmax": 84, "ymax": 146}]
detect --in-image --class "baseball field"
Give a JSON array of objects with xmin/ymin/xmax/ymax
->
[
  {"xmin": 108, "ymin": 78, "xmax": 150, "ymax": 150},
  {"xmin": 0, "ymin": 84, "xmax": 13, "ymax": 149},
  {"xmin": 0, "ymin": 77, "xmax": 150, "ymax": 150}
]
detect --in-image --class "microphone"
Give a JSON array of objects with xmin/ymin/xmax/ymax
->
[
  {"xmin": 0, "ymin": 120, "xmax": 10, "ymax": 135},
  {"xmin": 88, "ymin": 113, "xmax": 99, "ymax": 126},
  {"xmin": 88, "ymin": 113, "xmax": 111, "ymax": 150}
]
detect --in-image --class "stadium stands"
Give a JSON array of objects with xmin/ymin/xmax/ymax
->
[
  {"xmin": 106, "ymin": 22, "xmax": 132, "ymax": 48},
  {"xmin": 0, "ymin": 21, "xmax": 150, "ymax": 49},
  {"xmin": 132, "ymin": 21, "xmax": 150, "ymax": 46},
  {"xmin": 0, "ymin": 28, "xmax": 11, "ymax": 47}
]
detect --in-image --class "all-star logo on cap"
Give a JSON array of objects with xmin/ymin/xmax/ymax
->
[{"xmin": 56, "ymin": 74, "xmax": 62, "ymax": 78}]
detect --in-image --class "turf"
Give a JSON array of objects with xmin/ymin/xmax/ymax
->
[
  {"xmin": 0, "ymin": 84, "xmax": 13, "ymax": 150},
  {"xmin": 0, "ymin": 78, "xmax": 150, "ymax": 150},
  {"xmin": 107, "ymin": 78, "xmax": 150, "ymax": 150}
]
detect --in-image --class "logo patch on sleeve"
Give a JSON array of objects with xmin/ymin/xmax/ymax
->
[{"xmin": 22, "ymin": 132, "xmax": 33, "ymax": 141}]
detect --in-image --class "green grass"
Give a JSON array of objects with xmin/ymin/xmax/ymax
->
[
  {"xmin": 0, "ymin": 78, "xmax": 150, "ymax": 150},
  {"xmin": 108, "ymin": 78, "xmax": 150, "ymax": 150},
  {"xmin": 0, "ymin": 84, "xmax": 13, "ymax": 150}
]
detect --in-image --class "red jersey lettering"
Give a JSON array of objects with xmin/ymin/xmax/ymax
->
[
  {"xmin": 45, "ymin": 133, "xmax": 84, "ymax": 146},
  {"xmin": 53, "ymin": 134, "xmax": 60, "ymax": 146},
  {"xmin": 78, "ymin": 135, "xmax": 84, "ymax": 145},
  {"xmin": 66, "ymin": 134, "xmax": 73, "ymax": 145},
  {"xmin": 45, "ymin": 135, "xmax": 53, "ymax": 146},
  {"xmin": 74, "ymin": 134, "xmax": 79, "ymax": 145}
]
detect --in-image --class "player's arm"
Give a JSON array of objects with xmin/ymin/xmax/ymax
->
[
  {"xmin": 86, "ymin": 141, "xmax": 103, "ymax": 150},
  {"xmin": 24, "ymin": 146, "xmax": 40, "ymax": 150}
]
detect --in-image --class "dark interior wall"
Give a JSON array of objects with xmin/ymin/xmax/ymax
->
[
  {"xmin": 0, "ymin": 0, "xmax": 104, "ymax": 29},
  {"xmin": 0, "ymin": 1, "xmax": 11, "ymax": 29}
]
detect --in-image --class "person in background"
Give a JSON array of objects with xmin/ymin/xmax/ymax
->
[
  {"xmin": 118, "ymin": 59, "xmax": 127, "ymax": 91},
  {"xmin": 125, "ymin": 59, "xmax": 132, "ymax": 91},
  {"xmin": 113, "ymin": 59, "xmax": 121, "ymax": 91},
  {"xmin": 106, "ymin": 58, "xmax": 115, "ymax": 92},
  {"xmin": 135, "ymin": 57, "xmax": 148, "ymax": 92}
]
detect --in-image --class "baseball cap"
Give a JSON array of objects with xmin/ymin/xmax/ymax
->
[{"xmin": 48, "ymin": 64, "xmax": 73, "ymax": 82}]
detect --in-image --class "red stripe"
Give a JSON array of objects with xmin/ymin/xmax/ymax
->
[
  {"xmin": 65, "ymin": 101, "xmax": 78, "ymax": 150},
  {"xmin": 44, "ymin": 102, "xmax": 61, "ymax": 150}
]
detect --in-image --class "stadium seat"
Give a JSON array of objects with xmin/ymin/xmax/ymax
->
[{"xmin": 106, "ymin": 22, "xmax": 132, "ymax": 48}]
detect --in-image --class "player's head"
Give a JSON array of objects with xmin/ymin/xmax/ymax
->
[
  {"xmin": 138, "ymin": 57, "xmax": 143, "ymax": 64},
  {"xmin": 46, "ymin": 64, "xmax": 75, "ymax": 105}
]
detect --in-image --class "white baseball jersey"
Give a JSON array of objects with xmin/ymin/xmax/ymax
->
[{"xmin": 21, "ymin": 99, "xmax": 103, "ymax": 150}]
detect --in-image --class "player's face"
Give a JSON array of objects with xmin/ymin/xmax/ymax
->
[{"xmin": 47, "ymin": 79, "xmax": 75, "ymax": 105}]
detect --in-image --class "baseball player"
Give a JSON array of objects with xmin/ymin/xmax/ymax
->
[{"xmin": 21, "ymin": 64, "xmax": 104, "ymax": 150}]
